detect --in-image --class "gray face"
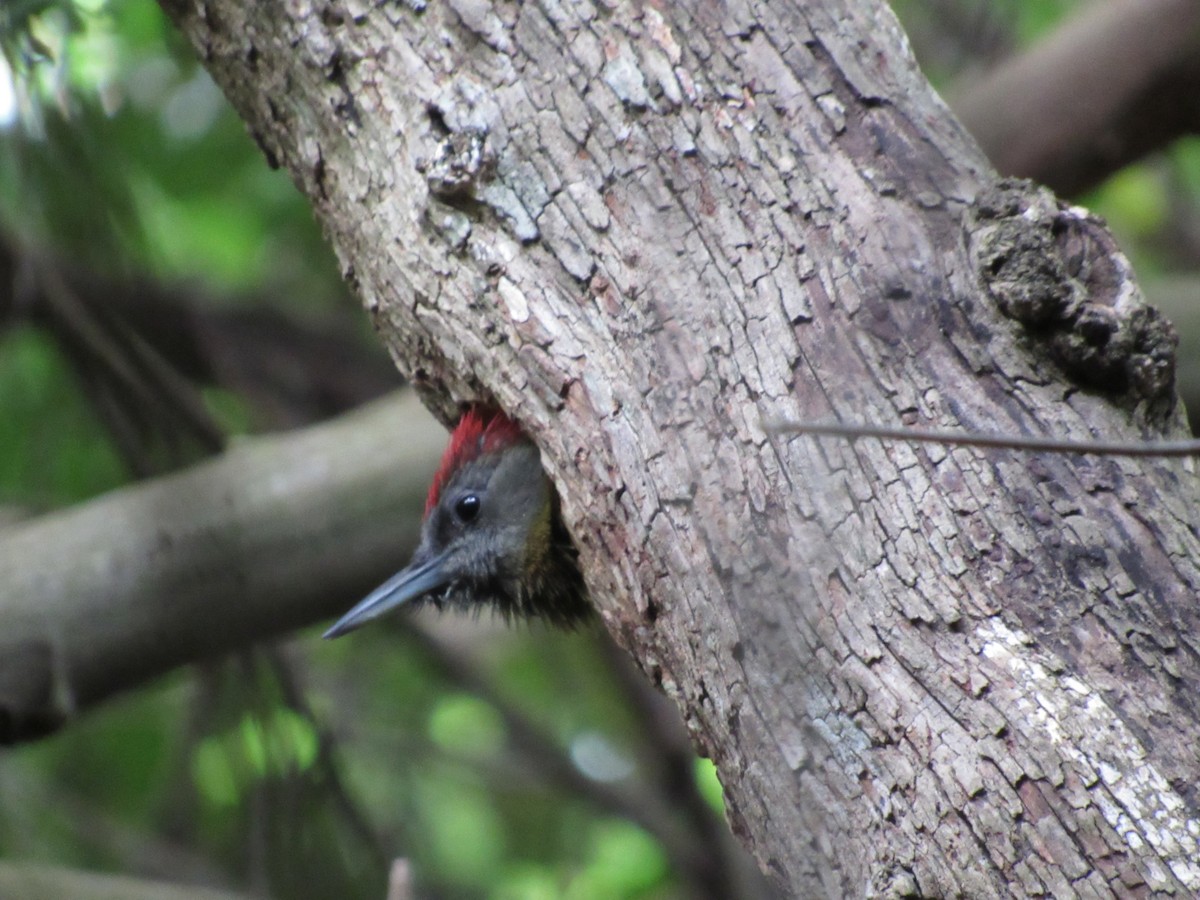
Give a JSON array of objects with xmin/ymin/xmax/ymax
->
[
  {"xmin": 415, "ymin": 443, "xmax": 550, "ymax": 603},
  {"xmin": 323, "ymin": 439, "xmax": 588, "ymax": 638}
]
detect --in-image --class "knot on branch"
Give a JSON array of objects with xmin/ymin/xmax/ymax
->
[{"xmin": 968, "ymin": 180, "xmax": 1178, "ymax": 419}]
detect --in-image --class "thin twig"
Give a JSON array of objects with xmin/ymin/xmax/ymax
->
[
  {"xmin": 765, "ymin": 419, "xmax": 1200, "ymax": 458},
  {"xmin": 264, "ymin": 647, "xmax": 392, "ymax": 872},
  {"xmin": 35, "ymin": 257, "xmax": 225, "ymax": 469}
]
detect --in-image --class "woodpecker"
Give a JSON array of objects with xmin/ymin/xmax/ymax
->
[{"xmin": 324, "ymin": 407, "xmax": 589, "ymax": 638}]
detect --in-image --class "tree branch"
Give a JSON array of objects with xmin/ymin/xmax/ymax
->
[
  {"xmin": 0, "ymin": 390, "xmax": 442, "ymax": 743},
  {"xmin": 953, "ymin": 0, "xmax": 1200, "ymax": 194},
  {"xmin": 0, "ymin": 862, "xmax": 256, "ymax": 900}
]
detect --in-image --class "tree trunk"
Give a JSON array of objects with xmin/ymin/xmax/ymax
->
[{"xmin": 159, "ymin": 0, "xmax": 1200, "ymax": 894}]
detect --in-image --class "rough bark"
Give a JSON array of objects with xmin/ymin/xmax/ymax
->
[{"xmin": 159, "ymin": 0, "xmax": 1200, "ymax": 896}]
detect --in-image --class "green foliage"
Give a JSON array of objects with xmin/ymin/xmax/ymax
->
[
  {"xmin": 888, "ymin": 0, "xmax": 1085, "ymax": 88},
  {"xmin": 191, "ymin": 708, "xmax": 321, "ymax": 809},
  {"xmin": 200, "ymin": 387, "xmax": 255, "ymax": 437},
  {"xmin": 315, "ymin": 624, "xmax": 686, "ymax": 898},
  {"xmin": 1089, "ymin": 166, "xmax": 1171, "ymax": 240},
  {"xmin": 1008, "ymin": 0, "xmax": 1077, "ymax": 45},
  {"xmin": 427, "ymin": 693, "xmax": 507, "ymax": 757},
  {"xmin": 1174, "ymin": 137, "xmax": 1200, "ymax": 198},
  {"xmin": 1080, "ymin": 138, "xmax": 1200, "ymax": 278},
  {"xmin": 0, "ymin": 326, "xmax": 125, "ymax": 506},
  {"xmin": 693, "ymin": 758, "xmax": 725, "ymax": 815},
  {"xmin": 1, "ymin": 676, "xmax": 186, "ymax": 868},
  {"xmin": 572, "ymin": 820, "xmax": 669, "ymax": 898},
  {"xmin": 0, "ymin": 0, "xmax": 342, "ymax": 303},
  {"xmin": 416, "ymin": 774, "xmax": 507, "ymax": 886}
]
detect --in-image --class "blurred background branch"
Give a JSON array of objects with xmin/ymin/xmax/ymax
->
[
  {"xmin": 0, "ymin": 862, "xmax": 258, "ymax": 900},
  {"xmin": 0, "ymin": 389, "xmax": 443, "ymax": 742},
  {"xmin": 950, "ymin": 0, "xmax": 1200, "ymax": 196}
]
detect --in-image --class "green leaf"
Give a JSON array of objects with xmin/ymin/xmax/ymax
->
[{"xmin": 428, "ymin": 693, "xmax": 506, "ymax": 757}]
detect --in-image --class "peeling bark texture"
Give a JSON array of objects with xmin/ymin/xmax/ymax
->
[{"xmin": 159, "ymin": 0, "xmax": 1200, "ymax": 896}]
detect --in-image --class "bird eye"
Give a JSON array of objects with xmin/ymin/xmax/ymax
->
[{"xmin": 455, "ymin": 494, "xmax": 481, "ymax": 523}]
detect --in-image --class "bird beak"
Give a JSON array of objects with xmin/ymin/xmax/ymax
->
[{"xmin": 323, "ymin": 550, "xmax": 451, "ymax": 639}]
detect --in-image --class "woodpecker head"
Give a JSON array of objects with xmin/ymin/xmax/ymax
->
[{"xmin": 324, "ymin": 407, "xmax": 589, "ymax": 638}]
